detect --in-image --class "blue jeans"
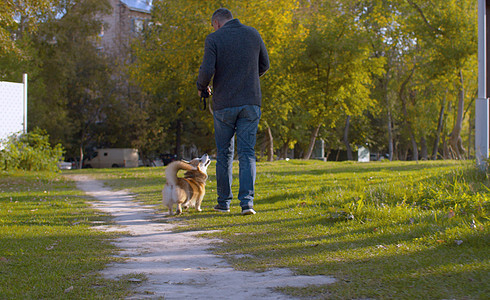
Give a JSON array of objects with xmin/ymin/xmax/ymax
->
[{"xmin": 213, "ymin": 105, "xmax": 261, "ymax": 210}]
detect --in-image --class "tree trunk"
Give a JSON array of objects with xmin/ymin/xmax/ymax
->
[
  {"xmin": 383, "ymin": 65, "xmax": 393, "ymax": 161},
  {"xmin": 393, "ymin": 140, "xmax": 398, "ymax": 161},
  {"xmin": 175, "ymin": 119, "xmax": 183, "ymax": 159},
  {"xmin": 468, "ymin": 112, "xmax": 472, "ymax": 158},
  {"xmin": 266, "ymin": 125, "xmax": 274, "ymax": 161},
  {"xmin": 432, "ymin": 91, "xmax": 446, "ymax": 160},
  {"xmin": 448, "ymin": 70, "xmax": 466, "ymax": 159},
  {"xmin": 409, "ymin": 132, "xmax": 418, "ymax": 161},
  {"xmin": 399, "ymin": 66, "xmax": 418, "ymax": 161},
  {"xmin": 79, "ymin": 145, "xmax": 84, "ymax": 169},
  {"xmin": 303, "ymin": 123, "xmax": 322, "ymax": 160},
  {"xmin": 442, "ymin": 133, "xmax": 449, "ymax": 159},
  {"xmin": 281, "ymin": 142, "xmax": 289, "ymax": 159},
  {"xmin": 387, "ymin": 109, "xmax": 393, "ymax": 161},
  {"xmin": 464, "ymin": 89, "xmax": 477, "ymax": 158},
  {"xmin": 343, "ymin": 116, "xmax": 353, "ymax": 160},
  {"xmin": 325, "ymin": 148, "xmax": 331, "ymax": 161},
  {"xmin": 420, "ymin": 136, "xmax": 428, "ymax": 160},
  {"xmin": 259, "ymin": 137, "xmax": 266, "ymax": 159}
]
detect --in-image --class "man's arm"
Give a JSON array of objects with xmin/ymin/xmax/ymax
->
[
  {"xmin": 258, "ymin": 38, "xmax": 270, "ymax": 77},
  {"xmin": 197, "ymin": 36, "xmax": 216, "ymax": 91}
]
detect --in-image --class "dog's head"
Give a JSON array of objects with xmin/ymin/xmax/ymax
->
[{"xmin": 188, "ymin": 153, "xmax": 211, "ymax": 174}]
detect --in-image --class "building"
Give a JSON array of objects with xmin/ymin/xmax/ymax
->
[{"xmin": 98, "ymin": 0, "xmax": 153, "ymax": 54}]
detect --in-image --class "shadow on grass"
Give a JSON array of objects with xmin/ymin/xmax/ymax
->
[
  {"xmin": 259, "ymin": 160, "xmax": 462, "ymax": 177},
  {"xmin": 214, "ymin": 218, "xmax": 488, "ymax": 299},
  {"xmin": 0, "ymin": 231, "xmax": 124, "ymax": 299}
]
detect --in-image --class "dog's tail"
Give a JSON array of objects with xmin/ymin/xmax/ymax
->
[{"xmin": 165, "ymin": 161, "xmax": 197, "ymax": 186}]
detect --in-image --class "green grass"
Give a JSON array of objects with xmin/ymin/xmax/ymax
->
[
  {"xmin": 2, "ymin": 160, "xmax": 488, "ymax": 299},
  {"xmin": 82, "ymin": 160, "xmax": 489, "ymax": 299},
  {"xmin": 0, "ymin": 171, "xmax": 134, "ymax": 299}
]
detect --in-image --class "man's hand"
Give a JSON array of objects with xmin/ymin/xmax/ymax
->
[{"xmin": 198, "ymin": 86, "xmax": 212, "ymax": 97}]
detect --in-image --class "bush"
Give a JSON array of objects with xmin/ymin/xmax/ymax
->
[{"xmin": 0, "ymin": 128, "xmax": 64, "ymax": 171}]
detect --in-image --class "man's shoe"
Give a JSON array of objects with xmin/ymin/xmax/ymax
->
[
  {"xmin": 241, "ymin": 208, "xmax": 256, "ymax": 215},
  {"xmin": 214, "ymin": 205, "xmax": 230, "ymax": 212}
]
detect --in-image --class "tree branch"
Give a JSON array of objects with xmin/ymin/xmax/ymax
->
[{"xmin": 406, "ymin": 0, "xmax": 443, "ymax": 35}]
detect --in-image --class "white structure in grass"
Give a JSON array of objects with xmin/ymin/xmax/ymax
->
[
  {"xmin": 0, "ymin": 74, "xmax": 28, "ymax": 141},
  {"xmin": 477, "ymin": 0, "xmax": 489, "ymax": 170}
]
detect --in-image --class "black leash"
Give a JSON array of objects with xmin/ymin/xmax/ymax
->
[
  {"xmin": 200, "ymin": 96, "xmax": 207, "ymax": 111},
  {"xmin": 200, "ymin": 89, "xmax": 211, "ymax": 111}
]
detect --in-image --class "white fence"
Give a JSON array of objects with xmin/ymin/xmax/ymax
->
[{"xmin": 0, "ymin": 74, "xmax": 27, "ymax": 141}]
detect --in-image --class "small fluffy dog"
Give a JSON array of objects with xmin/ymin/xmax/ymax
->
[{"xmin": 162, "ymin": 154, "xmax": 211, "ymax": 215}]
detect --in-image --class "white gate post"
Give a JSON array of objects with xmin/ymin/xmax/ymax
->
[
  {"xmin": 23, "ymin": 73, "xmax": 28, "ymax": 134},
  {"xmin": 476, "ymin": 0, "xmax": 489, "ymax": 170}
]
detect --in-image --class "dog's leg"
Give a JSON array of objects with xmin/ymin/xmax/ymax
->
[
  {"xmin": 168, "ymin": 204, "xmax": 174, "ymax": 216},
  {"xmin": 176, "ymin": 203, "xmax": 182, "ymax": 215},
  {"xmin": 195, "ymin": 195, "xmax": 203, "ymax": 212}
]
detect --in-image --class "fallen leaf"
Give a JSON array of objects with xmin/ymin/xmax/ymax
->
[
  {"xmin": 64, "ymin": 286, "xmax": 74, "ymax": 293},
  {"xmin": 46, "ymin": 240, "xmax": 59, "ymax": 250}
]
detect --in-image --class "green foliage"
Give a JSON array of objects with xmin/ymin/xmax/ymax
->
[
  {"xmin": 1, "ymin": 0, "xmax": 122, "ymax": 159},
  {"xmin": 129, "ymin": 1, "xmax": 217, "ymax": 155},
  {"xmin": 0, "ymin": 129, "xmax": 64, "ymax": 172},
  {"xmin": 29, "ymin": 0, "xmax": 114, "ymax": 154},
  {"xmin": 292, "ymin": 1, "xmax": 385, "ymax": 157},
  {"xmin": 0, "ymin": 0, "xmax": 480, "ymax": 161},
  {"xmin": 0, "ymin": 0, "xmax": 56, "ymax": 59}
]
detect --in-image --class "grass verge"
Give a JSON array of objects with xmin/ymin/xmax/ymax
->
[
  {"xmin": 81, "ymin": 160, "xmax": 489, "ymax": 299},
  {"xmin": 0, "ymin": 171, "xmax": 132, "ymax": 299}
]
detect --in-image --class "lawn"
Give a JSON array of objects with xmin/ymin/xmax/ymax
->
[
  {"xmin": 0, "ymin": 171, "xmax": 133, "ymax": 299},
  {"xmin": 1, "ymin": 160, "xmax": 488, "ymax": 299},
  {"xmin": 82, "ymin": 160, "xmax": 489, "ymax": 299}
]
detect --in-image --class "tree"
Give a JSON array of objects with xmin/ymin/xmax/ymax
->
[
  {"xmin": 295, "ymin": 0, "xmax": 384, "ymax": 159},
  {"xmin": 130, "ymin": 1, "xmax": 217, "ymax": 158},
  {"xmin": 0, "ymin": 0, "xmax": 56, "ymax": 59},
  {"xmin": 236, "ymin": 1, "xmax": 304, "ymax": 161},
  {"xmin": 131, "ymin": 0, "xmax": 304, "ymax": 159},
  {"xmin": 358, "ymin": 0, "xmax": 408, "ymax": 161},
  {"xmin": 27, "ymin": 0, "xmax": 114, "ymax": 165},
  {"xmin": 405, "ymin": 0, "xmax": 477, "ymax": 159}
]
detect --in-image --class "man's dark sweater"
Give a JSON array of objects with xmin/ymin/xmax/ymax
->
[{"xmin": 197, "ymin": 19, "xmax": 270, "ymax": 111}]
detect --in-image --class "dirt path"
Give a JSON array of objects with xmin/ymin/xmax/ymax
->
[{"xmin": 70, "ymin": 175, "xmax": 336, "ymax": 299}]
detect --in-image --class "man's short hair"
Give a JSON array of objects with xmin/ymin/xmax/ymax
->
[{"xmin": 212, "ymin": 8, "xmax": 233, "ymax": 23}]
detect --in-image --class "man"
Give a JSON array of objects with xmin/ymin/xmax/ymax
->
[{"xmin": 197, "ymin": 8, "xmax": 269, "ymax": 215}]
